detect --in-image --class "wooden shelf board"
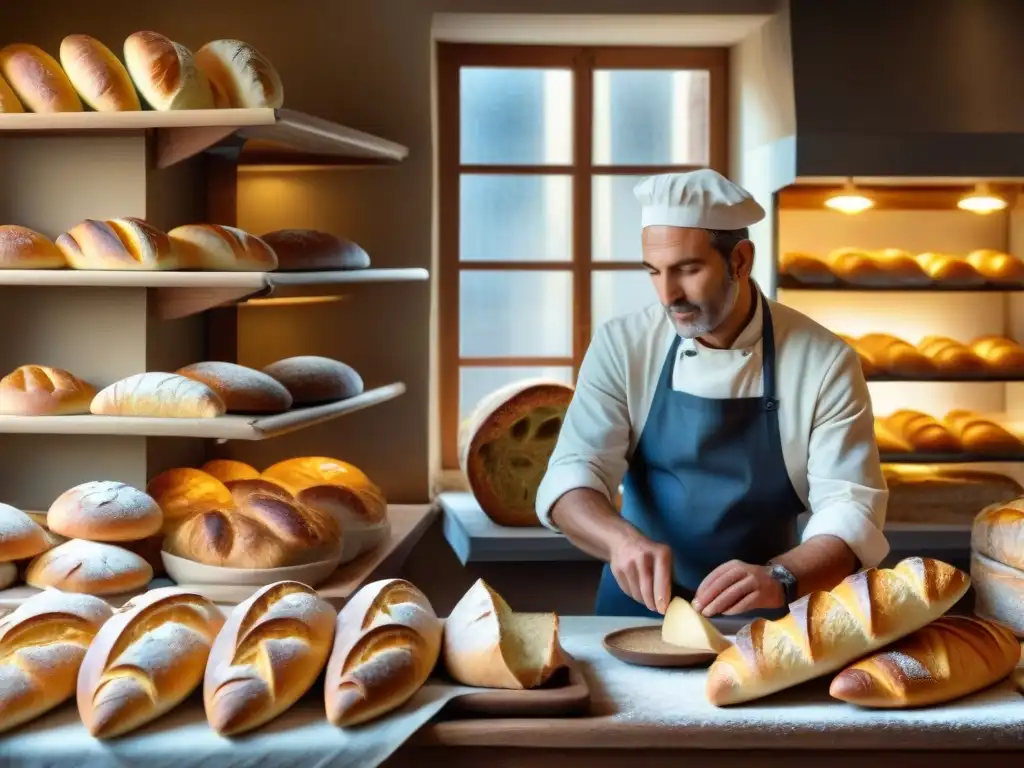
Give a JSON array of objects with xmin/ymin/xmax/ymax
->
[
  {"xmin": 867, "ymin": 373, "xmax": 1024, "ymax": 382},
  {"xmin": 881, "ymin": 452, "xmax": 1024, "ymax": 463},
  {"xmin": 776, "ymin": 275, "xmax": 1024, "ymax": 292},
  {"xmin": 0, "ymin": 383, "xmax": 405, "ymax": 441}
]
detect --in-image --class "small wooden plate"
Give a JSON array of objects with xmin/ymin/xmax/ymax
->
[{"xmin": 603, "ymin": 625, "xmax": 719, "ymax": 668}]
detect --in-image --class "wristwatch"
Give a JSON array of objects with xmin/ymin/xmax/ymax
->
[{"xmin": 766, "ymin": 562, "xmax": 798, "ymax": 606}]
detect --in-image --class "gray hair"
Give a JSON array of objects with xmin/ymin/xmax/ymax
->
[{"xmin": 705, "ymin": 228, "xmax": 750, "ymax": 262}]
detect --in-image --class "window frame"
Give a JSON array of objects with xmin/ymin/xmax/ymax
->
[{"xmin": 437, "ymin": 43, "xmax": 729, "ymax": 469}]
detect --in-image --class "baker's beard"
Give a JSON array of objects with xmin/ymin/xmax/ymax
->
[{"xmin": 665, "ymin": 273, "xmax": 740, "ymax": 339}]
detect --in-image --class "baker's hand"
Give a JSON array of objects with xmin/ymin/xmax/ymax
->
[
  {"xmin": 692, "ymin": 560, "xmax": 784, "ymax": 617},
  {"xmin": 609, "ymin": 532, "xmax": 672, "ymax": 614}
]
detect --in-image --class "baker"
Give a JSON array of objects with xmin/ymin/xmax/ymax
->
[{"xmin": 535, "ymin": 169, "xmax": 889, "ymax": 619}]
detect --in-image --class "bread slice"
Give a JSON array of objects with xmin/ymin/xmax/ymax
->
[
  {"xmin": 662, "ymin": 597, "xmax": 732, "ymax": 653},
  {"xmin": 443, "ymin": 578, "xmax": 563, "ymax": 689}
]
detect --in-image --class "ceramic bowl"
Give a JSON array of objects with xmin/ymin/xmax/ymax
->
[{"xmin": 160, "ymin": 550, "xmax": 344, "ymax": 589}]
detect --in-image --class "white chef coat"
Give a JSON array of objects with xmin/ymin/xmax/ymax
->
[{"xmin": 535, "ymin": 289, "xmax": 891, "ymax": 570}]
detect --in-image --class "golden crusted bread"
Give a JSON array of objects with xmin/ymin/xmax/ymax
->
[
  {"xmin": 0, "ymin": 226, "xmax": 66, "ymax": 269},
  {"xmin": 262, "ymin": 456, "xmax": 387, "ymax": 528},
  {"xmin": 966, "ymin": 249, "xmax": 1024, "ymax": 284},
  {"xmin": 883, "ymin": 410, "xmax": 961, "ymax": 453},
  {"xmin": 0, "ymin": 71, "xmax": 22, "ymax": 112},
  {"xmin": 46, "ymin": 480, "xmax": 162, "ymax": 543},
  {"xmin": 971, "ymin": 498, "xmax": 1024, "ymax": 571},
  {"xmin": 261, "ymin": 356, "xmax": 364, "ymax": 404},
  {"xmin": 77, "ymin": 587, "xmax": 224, "ymax": 738},
  {"xmin": 705, "ymin": 557, "xmax": 971, "ymax": 706},
  {"xmin": 325, "ymin": 579, "xmax": 441, "ymax": 726},
  {"xmin": 857, "ymin": 334, "xmax": 938, "ymax": 377},
  {"xmin": 943, "ymin": 409, "xmax": 1023, "ymax": 453},
  {"xmin": 204, "ymin": 581, "xmax": 335, "ymax": 735},
  {"xmin": 971, "ymin": 336, "xmax": 1024, "ymax": 374},
  {"xmin": 123, "ymin": 31, "xmax": 214, "ymax": 110},
  {"xmin": 260, "ymin": 229, "xmax": 371, "ymax": 271},
  {"xmin": 970, "ymin": 550, "xmax": 1024, "ymax": 637},
  {"xmin": 56, "ymin": 217, "xmax": 178, "ymax": 271},
  {"xmin": 0, "ymin": 365, "xmax": 96, "ymax": 416},
  {"xmin": 443, "ymin": 578, "xmax": 563, "ymax": 690},
  {"xmin": 194, "ymin": 39, "xmax": 284, "ymax": 109},
  {"xmin": 916, "ymin": 336, "xmax": 986, "ymax": 374},
  {"xmin": 836, "ymin": 334, "xmax": 880, "ymax": 377},
  {"xmin": 25, "ymin": 539, "xmax": 154, "ymax": 595},
  {"xmin": 0, "ymin": 43, "xmax": 82, "ymax": 112},
  {"xmin": 779, "ymin": 252, "xmax": 836, "ymax": 285},
  {"xmin": 884, "ymin": 467, "xmax": 1023, "ymax": 524},
  {"xmin": 459, "ymin": 380, "xmax": 575, "ymax": 527},
  {"xmin": 830, "ymin": 615, "xmax": 1020, "ymax": 708},
  {"xmin": 874, "ymin": 419, "xmax": 912, "ymax": 454},
  {"xmin": 90, "ymin": 372, "xmax": 226, "ymax": 418},
  {"xmin": 59, "ymin": 34, "xmax": 140, "ymax": 112},
  {"xmin": 0, "ymin": 590, "xmax": 113, "ymax": 733},
  {"xmin": 168, "ymin": 224, "xmax": 278, "ymax": 271},
  {"xmin": 176, "ymin": 361, "xmax": 293, "ymax": 414},
  {"xmin": 200, "ymin": 459, "xmax": 260, "ymax": 483},
  {"xmin": 0, "ymin": 503, "xmax": 51, "ymax": 562},
  {"xmin": 915, "ymin": 252, "xmax": 985, "ymax": 285}
]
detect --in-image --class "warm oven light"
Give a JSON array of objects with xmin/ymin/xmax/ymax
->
[
  {"xmin": 824, "ymin": 179, "xmax": 875, "ymax": 214},
  {"xmin": 957, "ymin": 187, "xmax": 1008, "ymax": 214}
]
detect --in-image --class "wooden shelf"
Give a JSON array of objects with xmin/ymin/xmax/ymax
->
[
  {"xmin": 881, "ymin": 451, "xmax": 1024, "ymax": 463},
  {"xmin": 776, "ymin": 275, "xmax": 1024, "ymax": 292},
  {"xmin": 866, "ymin": 373, "xmax": 1024, "ymax": 382},
  {"xmin": 0, "ymin": 383, "xmax": 405, "ymax": 441},
  {"xmin": 0, "ymin": 268, "xmax": 430, "ymax": 319},
  {"xmin": 0, "ymin": 108, "xmax": 409, "ymax": 169}
]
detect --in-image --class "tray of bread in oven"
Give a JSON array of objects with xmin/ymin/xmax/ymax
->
[
  {"xmin": 875, "ymin": 408, "xmax": 1024, "ymax": 462},
  {"xmin": 840, "ymin": 333, "xmax": 1024, "ymax": 381}
]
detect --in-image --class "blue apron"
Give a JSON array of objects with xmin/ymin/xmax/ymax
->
[{"xmin": 594, "ymin": 293, "xmax": 804, "ymax": 619}]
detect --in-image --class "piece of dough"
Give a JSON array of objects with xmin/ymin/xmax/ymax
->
[{"xmin": 662, "ymin": 597, "xmax": 732, "ymax": 652}]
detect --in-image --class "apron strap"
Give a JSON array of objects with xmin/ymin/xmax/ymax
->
[{"xmin": 758, "ymin": 292, "xmax": 779, "ymax": 407}]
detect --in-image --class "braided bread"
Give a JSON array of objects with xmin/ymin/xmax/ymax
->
[
  {"xmin": 77, "ymin": 587, "xmax": 224, "ymax": 738},
  {"xmin": 325, "ymin": 578, "xmax": 441, "ymax": 726},
  {"xmin": 830, "ymin": 615, "xmax": 1020, "ymax": 708},
  {"xmin": 204, "ymin": 581, "xmax": 336, "ymax": 735},
  {"xmin": 0, "ymin": 590, "xmax": 113, "ymax": 733},
  {"xmin": 705, "ymin": 557, "xmax": 971, "ymax": 706}
]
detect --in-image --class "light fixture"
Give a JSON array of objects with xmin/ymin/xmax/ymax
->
[
  {"xmin": 957, "ymin": 183, "xmax": 1008, "ymax": 214},
  {"xmin": 824, "ymin": 179, "xmax": 875, "ymax": 215}
]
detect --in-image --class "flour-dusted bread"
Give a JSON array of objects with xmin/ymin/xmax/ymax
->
[
  {"xmin": 830, "ymin": 615, "xmax": 1020, "ymax": 708},
  {"xmin": 25, "ymin": 539, "xmax": 153, "ymax": 595},
  {"xmin": 204, "ymin": 581, "xmax": 335, "ymax": 735},
  {"xmin": 0, "ymin": 503, "xmax": 50, "ymax": 562},
  {"xmin": 77, "ymin": 587, "xmax": 224, "ymax": 738},
  {"xmin": 325, "ymin": 579, "xmax": 441, "ymax": 726},
  {"xmin": 705, "ymin": 557, "xmax": 971, "ymax": 706},
  {"xmin": 261, "ymin": 356, "xmax": 364, "ymax": 404},
  {"xmin": 47, "ymin": 480, "xmax": 163, "ymax": 542},
  {"xmin": 168, "ymin": 223, "xmax": 278, "ymax": 271},
  {"xmin": 0, "ymin": 590, "xmax": 113, "ymax": 733},
  {"xmin": 262, "ymin": 456, "xmax": 388, "ymax": 528},
  {"xmin": 459, "ymin": 379, "xmax": 575, "ymax": 527},
  {"xmin": 0, "ymin": 226, "xmax": 66, "ymax": 269},
  {"xmin": 56, "ymin": 217, "xmax": 178, "ymax": 271},
  {"xmin": 91, "ymin": 372, "xmax": 226, "ymax": 418},
  {"xmin": 260, "ymin": 229, "xmax": 371, "ymax": 271},
  {"xmin": 971, "ymin": 551, "xmax": 1024, "ymax": 637},
  {"xmin": 972, "ymin": 497, "xmax": 1024, "ymax": 571},
  {"xmin": 200, "ymin": 459, "xmax": 260, "ymax": 483},
  {"xmin": 59, "ymin": 34, "xmax": 140, "ymax": 112},
  {"xmin": 194, "ymin": 39, "xmax": 284, "ymax": 109},
  {"xmin": 0, "ymin": 43, "xmax": 82, "ymax": 112},
  {"xmin": 176, "ymin": 361, "xmax": 292, "ymax": 413},
  {"xmin": 443, "ymin": 578, "xmax": 562, "ymax": 690},
  {"xmin": 0, "ymin": 365, "xmax": 96, "ymax": 416},
  {"xmin": 662, "ymin": 596, "xmax": 732, "ymax": 653},
  {"xmin": 123, "ymin": 31, "xmax": 214, "ymax": 110}
]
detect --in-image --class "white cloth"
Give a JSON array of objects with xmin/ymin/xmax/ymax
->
[
  {"xmin": 633, "ymin": 169, "xmax": 766, "ymax": 230},
  {"xmin": 535, "ymin": 291, "xmax": 890, "ymax": 570}
]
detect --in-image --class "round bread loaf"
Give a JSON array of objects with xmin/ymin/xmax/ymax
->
[
  {"xmin": 459, "ymin": 380, "xmax": 575, "ymax": 527},
  {"xmin": 167, "ymin": 224, "xmax": 278, "ymax": 272},
  {"xmin": 176, "ymin": 361, "xmax": 293, "ymax": 413},
  {"xmin": 0, "ymin": 226, "xmax": 66, "ymax": 269},
  {"xmin": 262, "ymin": 456, "xmax": 387, "ymax": 527},
  {"xmin": 194, "ymin": 39, "xmax": 284, "ymax": 109},
  {"xmin": 259, "ymin": 229, "xmax": 371, "ymax": 271},
  {"xmin": 146, "ymin": 467, "xmax": 233, "ymax": 533},
  {"xmin": 47, "ymin": 480, "xmax": 163, "ymax": 542},
  {"xmin": 0, "ymin": 43, "xmax": 82, "ymax": 112},
  {"xmin": 0, "ymin": 71, "xmax": 22, "ymax": 112},
  {"xmin": 0, "ymin": 365, "xmax": 96, "ymax": 416},
  {"xmin": 123, "ymin": 32, "xmax": 214, "ymax": 110},
  {"xmin": 200, "ymin": 459, "xmax": 260, "ymax": 483},
  {"xmin": 59, "ymin": 34, "xmax": 140, "ymax": 112},
  {"xmin": 25, "ymin": 539, "xmax": 153, "ymax": 595},
  {"xmin": 262, "ymin": 356, "xmax": 364, "ymax": 404},
  {"xmin": 0, "ymin": 503, "xmax": 50, "ymax": 562}
]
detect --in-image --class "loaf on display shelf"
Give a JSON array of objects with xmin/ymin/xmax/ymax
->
[
  {"xmin": 459, "ymin": 379, "xmax": 576, "ymax": 527},
  {"xmin": 970, "ymin": 497, "xmax": 1024, "ymax": 636},
  {"xmin": 884, "ymin": 466, "xmax": 1024, "ymax": 524},
  {"xmin": 839, "ymin": 333, "xmax": 1024, "ymax": 377},
  {"xmin": 0, "ymin": 226, "xmax": 66, "ymax": 268},
  {"xmin": 262, "ymin": 356, "xmax": 365, "ymax": 404},
  {"xmin": 90, "ymin": 372, "xmax": 226, "ymax": 418},
  {"xmin": 260, "ymin": 229, "xmax": 372, "ymax": 271},
  {"xmin": 123, "ymin": 31, "xmax": 215, "ymax": 111},
  {"xmin": 56, "ymin": 217, "xmax": 179, "ymax": 271},
  {"xmin": 59, "ymin": 34, "xmax": 141, "ymax": 112},
  {"xmin": 176, "ymin": 361, "xmax": 293, "ymax": 413},
  {"xmin": 167, "ymin": 223, "xmax": 278, "ymax": 271},
  {"xmin": 0, "ymin": 70, "xmax": 21, "ymax": 113},
  {"xmin": 0, "ymin": 43, "xmax": 82, "ymax": 113},
  {"xmin": 194, "ymin": 39, "xmax": 284, "ymax": 109},
  {"xmin": 0, "ymin": 365, "xmax": 96, "ymax": 416},
  {"xmin": 874, "ymin": 408, "xmax": 1024, "ymax": 455},
  {"xmin": 856, "ymin": 333, "xmax": 938, "ymax": 376}
]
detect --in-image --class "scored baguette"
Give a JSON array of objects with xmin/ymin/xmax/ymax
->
[
  {"xmin": 705, "ymin": 557, "xmax": 971, "ymax": 706},
  {"xmin": 91, "ymin": 372, "xmax": 226, "ymax": 418}
]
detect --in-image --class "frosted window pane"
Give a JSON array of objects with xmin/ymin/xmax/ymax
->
[
  {"xmin": 460, "ymin": 175, "xmax": 572, "ymax": 262},
  {"xmin": 592, "ymin": 174, "xmax": 648, "ymax": 262},
  {"xmin": 460, "ymin": 366, "xmax": 574, "ymax": 420},
  {"xmin": 461, "ymin": 67, "xmax": 573, "ymax": 165},
  {"xmin": 593, "ymin": 70, "xmax": 710, "ymax": 166},
  {"xmin": 460, "ymin": 271, "xmax": 573, "ymax": 357},
  {"xmin": 592, "ymin": 271, "xmax": 658, "ymax": 328}
]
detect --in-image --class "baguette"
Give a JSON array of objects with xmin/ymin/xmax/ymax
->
[
  {"xmin": 942, "ymin": 409, "xmax": 1022, "ymax": 453},
  {"xmin": 916, "ymin": 336, "xmax": 986, "ymax": 374},
  {"xmin": 884, "ymin": 467, "xmax": 1023, "ymax": 525},
  {"xmin": 0, "ymin": 590, "xmax": 114, "ymax": 733},
  {"xmin": 857, "ymin": 334, "xmax": 938, "ymax": 376},
  {"xmin": 874, "ymin": 248, "xmax": 932, "ymax": 285},
  {"xmin": 779, "ymin": 252, "xmax": 836, "ymax": 285},
  {"xmin": 204, "ymin": 581, "xmax": 336, "ymax": 735},
  {"xmin": 325, "ymin": 578, "xmax": 441, "ymax": 726},
  {"xmin": 56, "ymin": 217, "xmax": 178, "ymax": 271},
  {"xmin": 77, "ymin": 587, "xmax": 224, "ymax": 738},
  {"xmin": 971, "ymin": 336, "xmax": 1024, "ymax": 374},
  {"xmin": 884, "ymin": 410, "xmax": 961, "ymax": 453},
  {"xmin": 830, "ymin": 615, "xmax": 1020, "ymax": 708},
  {"xmin": 966, "ymin": 249, "xmax": 1024, "ymax": 285},
  {"xmin": 827, "ymin": 248, "xmax": 887, "ymax": 285},
  {"xmin": 91, "ymin": 372, "xmax": 226, "ymax": 418},
  {"xmin": 705, "ymin": 557, "xmax": 971, "ymax": 706},
  {"xmin": 915, "ymin": 252, "xmax": 985, "ymax": 285}
]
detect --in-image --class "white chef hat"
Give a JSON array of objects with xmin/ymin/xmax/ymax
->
[{"xmin": 633, "ymin": 169, "xmax": 765, "ymax": 230}]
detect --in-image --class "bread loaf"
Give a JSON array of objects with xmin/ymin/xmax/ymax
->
[
  {"xmin": 779, "ymin": 252, "xmax": 836, "ymax": 285},
  {"xmin": 829, "ymin": 615, "xmax": 1019, "ymax": 708},
  {"xmin": 874, "ymin": 420, "xmax": 912, "ymax": 453},
  {"xmin": 970, "ymin": 550, "xmax": 1024, "ymax": 637},
  {"xmin": 176, "ymin": 361, "xmax": 293, "ymax": 413},
  {"xmin": 443, "ymin": 579, "xmax": 562, "ymax": 690},
  {"xmin": 459, "ymin": 380, "xmax": 576, "ymax": 526},
  {"xmin": 966, "ymin": 249, "xmax": 1024, "ymax": 285},
  {"xmin": 884, "ymin": 467, "xmax": 1023, "ymax": 524},
  {"xmin": 971, "ymin": 498, "xmax": 1024, "ymax": 571},
  {"xmin": 0, "ymin": 226, "xmax": 66, "ymax": 269},
  {"xmin": 123, "ymin": 32, "xmax": 214, "ymax": 110},
  {"xmin": 971, "ymin": 336, "xmax": 1024, "ymax": 374},
  {"xmin": 59, "ymin": 34, "xmax": 140, "ymax": 112},
  {"xmin": 0, "ymin": 503, "xmax": 50, "ymax": 562},
  {"xmin": 262, "ymin": 456, "xmax": 388, "ymax": 528},
  {"xmin": 915, "ymin": 252, "xmax": 985, "ymax": 285},
  {"xmin": 874, "ymin": 248, "xmax": 932, "ymax": 285},
  {"xmin": 857, "ymin": 334, "xmax": 938, "ymax": 376},
  {"xmin": 205, "ymin": 581, "xmax": 335, "ymax": 735},
  {"xmin": 0, "ymin": 590, "xmax": 113, "ymax": 733},
  {"xmin": 91, "ymin": 372, "xmax": 226, "ymax": 418},
  {"xmin": 194, "ymin": 39, "xmax": 284, "ymax": 109},
  {"xmin": 167, "ymin": 224, "xmax": 278, "ymax": 272},
  {"xmin": 836, "ymin": 334, "xmax": 880, "ymax": 377},
  {"xmin": 0, "ymin": 43, "xmax": 82, "ymax": 112},
  {"xmin": 47, "ymin": 480, "xmax": 162, "ymax": 542},
  {"xmin": 77, "ymin": 587, "xmax": 224, "ymax": 738},
  {"xmin": 705, "ymin": 557, "xmax": 971, "ymax": 706},
  {"xmin": 155, "ymin": 473, "xmax": 341, "ymax": 568},
  {"xmin": 662, "ymin": 596, "xmax": 732, "ymax": 653},
  {"xmin": 0, "ymin": 365, "xmax": 96, "ymax": 416},
  {"xmin": 943, "ymin": 409, "xmax": 1022, "ymax": 453},
  {"xmin": 262, "ymin": 356, "xmax": 364, "ymax": 404},
  {"xmin": 200, "ymin": 458, "xmax": 260, "ymax": 483},
  {"xmin": 0, "ymin": 71, "xmax": 23, "ymax": 112},
  {"xmin": 259, "ymin": 229, "xmax": 371, "ymax": 271},
  {"xmin": 56, "ymin": 217, "xmax": 178, "ymax": 271},
  {"xmin": 917, "ymin": 336, "xmax": 986, "ymax": 374},
  {"xmin": 884, "ymin": 410, "xmax": 961, "ymax": 453},
  {"xmin": 25, "ymin": 539, "xmax": 153, "ymax": 595},
  {"xmin": 325, "ymin": 579, "xmax": 441, "ymax": 726},
  {"xmin": 827, "ymin": 248, "xmax": 888, "ymax": 285}
]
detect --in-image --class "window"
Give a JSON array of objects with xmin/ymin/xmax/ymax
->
[{"xmin": 437, "ymin": 44, "xmax": 728, "ymax": 468}]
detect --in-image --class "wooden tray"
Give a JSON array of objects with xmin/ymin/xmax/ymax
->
[{"xmin": 435, "ymin": 653, "xmax": 590, "ymax": 717}]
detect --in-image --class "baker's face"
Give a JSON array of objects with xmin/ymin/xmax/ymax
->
[{"xmin": 641, "ymin": 227, "xmax": 743, "ymax": 338}]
